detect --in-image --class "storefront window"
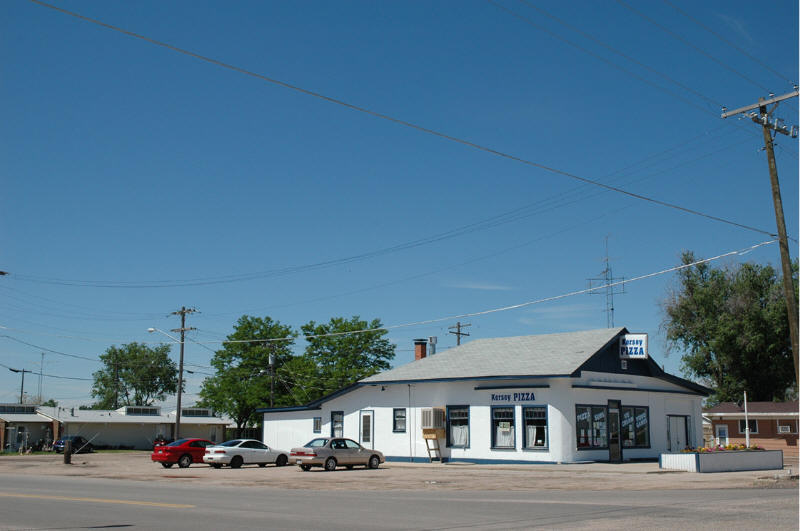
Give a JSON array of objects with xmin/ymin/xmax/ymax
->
[
  {"xmin": 576, "ymin": 405, "xmax": 608, "ymax": 448},
  {"xmin": 393, "ymin": 408, "xmax": 406, "ymax": 432},
  {"xmin": 523, "ymin": 407, "xmax": 547, "ymax": 449},
  {"xmin": 621, "ymin": 407, "xmax": 635, "ymax": 447},
  {"xmin": 447, "ymin": 406, "xmax": 469, "ymax": 448},
  {"xmin": 331, "ymin": 411, "xmax": 343, "ymax": 438},
  {"xmin": 491, "ymin": 407, "xmax": 515, "ymax": 449},
  {"xmin": 634, "ymin": 407, "xmax": 649, "ymax": 446}
]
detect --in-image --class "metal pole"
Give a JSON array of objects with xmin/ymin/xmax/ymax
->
[
  {"xmin": 175, "ymin": 308, "xmax": 186, "ymax": 440},
  {"xmin": 744, "ymin": 391, "xmax": 750, "ymax": 447},
  {"xmin": 760, "ymin": 101, "xmax": 800, "ymax": 385}
]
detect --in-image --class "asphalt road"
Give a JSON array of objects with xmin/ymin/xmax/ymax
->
[{"xmin": 1, "ymin": 474, "xmax": 797, "ymax": 530}]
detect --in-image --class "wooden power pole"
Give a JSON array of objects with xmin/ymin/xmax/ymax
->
[
  {"xmin": 449, "ymin": 322, "xmax": 471, "ymax": 346},
  {"xmin": 171, "ymin": 306, "xmax": 197, "ymax": 439},
  {"xmin": 722, "ymin": 90, "xmax": 799, "ymax": 385}
]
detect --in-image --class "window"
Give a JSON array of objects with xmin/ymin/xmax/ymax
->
[
  {"xmin": 738, "ymin": 419, "xmax": 759, "ymax": 434},
  {"xmin": 447, "ymin": 406, "xmax": 469, "ymax": 448},
  {"xmin": 621, "ymin": 407, "xmax": 650, "ymax": 447},
  {"xmin": 313, "ymin": 417, "xmax": 322, "ymax": 433},
  {"xmin": 575, "ymin": 405, "xmax": 607, "ymax": 448},
  {"xmin": 331, "ymin": 411, "xmax": 344, "ymax": 437},
  {"xmin": 491, "ymin": 407, "xmax": 515, "ymax": 449},
  {"xmin": 393, "ymin": 408, "xmax": 407, "ymax": 432},
  {"xmin": 777, "ymin": 420, "xmax": 797, "ymax": 433},
  {"xmin": 523, "ymin": 407, "xmax": 547, "ymax": 449}
]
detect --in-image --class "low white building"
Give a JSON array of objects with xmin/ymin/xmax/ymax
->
[
  {"xmin": 38, "ymin": 405, "xmax": 233, "ymax": 449},
  {"xmin": 261, "ymin": 328, "xmax": 711, "ymax": 463}
]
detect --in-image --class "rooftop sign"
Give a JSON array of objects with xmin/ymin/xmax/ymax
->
[{"xmin": 619, "ymin": 333, "xmax": 648, "ymax": 359}]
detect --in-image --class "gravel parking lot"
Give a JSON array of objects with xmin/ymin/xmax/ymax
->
[{"xmin": 1, "ymin": 452, "xmax": 796, "ymax": 491}]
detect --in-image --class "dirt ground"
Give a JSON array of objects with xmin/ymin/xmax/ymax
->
[{"xmin": 1, "ymin": 452, "xmax": 797, "ymax": 491}]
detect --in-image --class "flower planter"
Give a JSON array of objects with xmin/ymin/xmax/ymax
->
[{"xmin": 659, "ymin": 450, "xmax": 783, "ymax": 473}]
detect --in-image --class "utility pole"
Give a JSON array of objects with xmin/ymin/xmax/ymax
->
[
  {"xmin": 8, "ymin": 368, "xmax": 31, "ymax": 404},
  {"xmin": 38, "ymin": 352, "xmax": 44, "ymax": 404},
  {"xmin": 722, "ymin": 89, "xmax": 799, "ymax": 385},
  {"xmin": 588, "ymin": 236, "xmax": 625, "ymax": 328},
  {"xmin": 268, "ymin": 348, "xmax": 276, "ymax": 409},
  {"xmin": 171, "ymin": 306, "xmax": 197, "ymax": 440},
  {"xmin": 449, "ymin": 322, "xmax": 471, "ymax": 346}
]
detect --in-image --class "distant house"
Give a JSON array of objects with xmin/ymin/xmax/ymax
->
[
  {"xmin": 37, "ymin": 405, "xmax": 234, "ymax": 450},
  {"xmin": 0, "ymin": 404, "xmax": 59, "ymax": 452},
  {"xmin": 704, "ymin": 401, "xmax": 798, "ymax": 457}
]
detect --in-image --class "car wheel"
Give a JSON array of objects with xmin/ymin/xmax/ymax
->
[
  {"xmin": 178, "ymin": 455, "xmax": 192, "ymax": 468},
  {"xmin": 211, "ymin": 464, "xmax": 222, "ymax": 469},
  {"xmin": 161, "ymin": 462, "xmax": 174, "ymax": 468},
  {"xmin": 230, "ymin": 456, "xmax": 243, "ymax": 469},
  {"xmin": 300, "ymin": 464, "xmax": 311, "ymax": 471},
  {"xmin": 368, "ymin": 455, "xmax": 380, "ymax": 469},
  {"xmin": 324, "ymin": 457, "xmax": 337, "ymax": 471},
  {"xmin": 275, "ymin": 454, "xmax": 288, "ymax": 467}
]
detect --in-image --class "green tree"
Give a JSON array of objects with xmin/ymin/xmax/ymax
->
[
  {"xmin": 300, "ymin": 316, "xmax": 395, "ymax": 400},
  {"xmin": 662, "ymin": 252, "xmax": 796, "ymax": 404},
  {"xmin": 198, "ymin": 316, "xmax": 296, "ymax": 436},
  {"xmin": 91, "ymin": 342, "xmax": 178, "ymax": 408},
  {"xmin": 40, "ymin": 398, "xmax": 58, "ymax": 407}
]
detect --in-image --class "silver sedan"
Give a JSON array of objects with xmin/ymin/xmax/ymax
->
[{"xmin": 290, "ymin": 437, "xmax": 385, "ymax": 471}]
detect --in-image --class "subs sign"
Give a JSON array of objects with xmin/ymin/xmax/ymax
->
[{"xmin": 619, "ymin": 333, "xmax": 648, "ymax": 359}]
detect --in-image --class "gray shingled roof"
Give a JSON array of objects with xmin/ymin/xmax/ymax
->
[{"xmin": 362, "ymin": 328, "xmax": 624, "ymax": 383}]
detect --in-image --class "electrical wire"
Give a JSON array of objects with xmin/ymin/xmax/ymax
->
[
  {"xmin": 662, "ymin": 0, "xmax": 797, "ymax": 88},
  {"xmin": 615, "ymin": 0, "xmax": 776, "ymax": 95},
  {"xmin": 23, "ymin": 0, "xmax": 780, "ymax": 272}
]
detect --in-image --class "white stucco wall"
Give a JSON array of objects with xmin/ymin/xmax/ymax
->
[{"xmin": 262, "ymin": 374, "xmax": 705, "ymax": 463}]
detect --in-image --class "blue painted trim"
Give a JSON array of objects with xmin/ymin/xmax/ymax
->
[
  {"xmin": 571, "ymin": 384, "xmax": 704, "ymax": 396},
  {"xmin": 474, "ymin": 384, "xmax": 551, "ymax": 390},
  {"xmin": 443, "ymin": 457, "xmax": 559, "ymax": 465},
  {"xmin": 258, "ymin": 405, "xmax": 322, "ymax": 413},
  {"xmin": 521, "ymin": 405, "xmax": 549, "ymax": 450},
  {"xmin": 490, "ymin": 405, "xmax": 516, "ymax": 449},
  {"xmin": 385, "ymin": 455, "xmax": 436, "ymax": 463},
  {"xmin": 446, "ymin": 405, "xmax": 470, "ymax": 449}
]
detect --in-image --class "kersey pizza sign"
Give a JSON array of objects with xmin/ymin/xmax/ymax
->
[{"xmin": 619, "ymin": 333, "xmax": 648, "ymax": 359}]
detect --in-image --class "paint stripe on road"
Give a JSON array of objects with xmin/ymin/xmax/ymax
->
[{"xmin": 0, "ymin": 492, "xmax": 194, "ymax": 508}]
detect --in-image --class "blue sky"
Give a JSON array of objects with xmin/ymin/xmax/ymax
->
[{"xmin": 1, "ymin": 0, "xmax": 797, "ymax": 408}]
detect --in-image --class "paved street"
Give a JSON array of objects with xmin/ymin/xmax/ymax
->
[
  {"xmin": 0, "ymin": 452, "xmax": 797, "ymax": 529},
  {"xmin": 1, "ymin": 473, "xmax": 797, "ymax": 530}
]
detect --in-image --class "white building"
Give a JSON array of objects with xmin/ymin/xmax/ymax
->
[
  {"xmin": 37, "ymin": 405, "xmax": 233, "ymax": 450},
  {"xmin": 261, "ymin": 328, "xmax": 711, "ymax": 463}
]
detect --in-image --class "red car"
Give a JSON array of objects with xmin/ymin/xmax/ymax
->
[{"xmin": 151, "ymin": 438, "xmax": 214, "ymax": 468}]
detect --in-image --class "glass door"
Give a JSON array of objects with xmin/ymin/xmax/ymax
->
[
  {"xmin": 360, "ymin": 410, "xmax": 374, "ymax": 449},
  {"xmin": 608, "ymin": 400, "xmax": 621, "ymax": 462}
]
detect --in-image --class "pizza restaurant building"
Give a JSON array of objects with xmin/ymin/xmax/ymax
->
[{"xmin": 260, "ymin": 328, "xmax": 711, "ymax": 463}]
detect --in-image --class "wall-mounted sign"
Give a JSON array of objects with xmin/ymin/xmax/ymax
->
[
  {"xmin": 619, "ymin": 334, "xmax": 648, "ymax": 359},
  {"xmin": 490, "ymin": 391, "xmax": 536, "ymax": 402}
]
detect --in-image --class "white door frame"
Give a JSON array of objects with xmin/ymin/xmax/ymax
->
[
  {"xmin": 359, "ymin": 410, "xmax": 374, "ymax": 449},
  {"xmin": 715, "ymin": 424, "xmax": 729, "ymax": 446}
]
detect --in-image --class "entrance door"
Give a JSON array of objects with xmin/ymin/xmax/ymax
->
[
  {"xmin": 715, "ymin": 424, "xmax": 729, "ymax": 446},
  {"xmin": 667, "ymin": 416, "xmax": 688, "ymax": 451},
  {"xmin": 607, "ymin": 400, "xmax": 622, "ymax": 463},
  {"xmin": 360, "ymin": 410, "xmax": 374, "ymax": 449}
]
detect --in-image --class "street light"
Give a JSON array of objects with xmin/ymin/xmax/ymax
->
[
  {"xmin": 148, "ymin": 327, "xmax": 186, "ymax": 440},
  {"xmin": 8, "ymin": 367, "xmax": 31, "ymax": 404}
]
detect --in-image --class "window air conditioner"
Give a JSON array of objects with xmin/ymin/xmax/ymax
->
[
  {"xmin": 778, "ymin": 425, "xmax": 792, "ymax": 434},
  {"xmin": 421, "ymin": 408, "xmax": 445, "ymax": 429}
]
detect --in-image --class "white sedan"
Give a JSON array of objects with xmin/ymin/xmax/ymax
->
[{"xmin": 203, "ymin": 439, "xmax": 289, "ymax": 469}]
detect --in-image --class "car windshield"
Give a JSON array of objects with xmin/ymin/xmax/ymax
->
[
  {"xmin": 218, "ymin": 439, "xmax": 243, "ymax": 447},
  {"xmin": 304, "ymin": 438, "xmax": 329, "ymax": 448},
  {"xmin": 167, "ymin": 439, "xmax": 190, "ymax": 447}
]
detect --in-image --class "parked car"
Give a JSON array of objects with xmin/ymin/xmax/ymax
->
[
  {"xmin": 203, "ymin": 439, "xmax": 289, "ymax": 469},
  {"xmin": 290, "ymin": 437, "xmax": 385, "ymax": 471},
  {"xmin": 53, "ymin": 435, "xmax": 93, "ymax": 454},
  {"xmin": 151, "ymin": 438, "xmax": 214, "ymax": 468}
]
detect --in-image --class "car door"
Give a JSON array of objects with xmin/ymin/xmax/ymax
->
[
  {"xmin": 188, "ymin": 440, "xmax": 208, "ymax": 462},
  {"xmin": 253, "ymin": 441, "xmax": 273, "ymax": 463},
  {"xmin": 344, "ymin": 439, "xmax": 366, "ymax": 465},
  {"xmin": 331, "ymin": 438, "xmax": 350, "ymax": 464}
]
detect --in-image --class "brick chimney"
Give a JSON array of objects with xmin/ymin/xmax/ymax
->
[{"xmin": 414, "ymin": 338, "xmax": 427, "ymax": 361}]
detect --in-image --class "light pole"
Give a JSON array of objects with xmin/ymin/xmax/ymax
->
[
  {"xmin": 148, "ymin": 327, "xmax": 186, "ymax": 440},
  {"xmin": 8, "ymin": 367, "xmax": 31, "ymax": 404}
]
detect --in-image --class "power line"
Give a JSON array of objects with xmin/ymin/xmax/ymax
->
[
  {"xmin": 615, "ymin": 0, "xmax": 775, "ymax": 94},
  {"xmin": 25, "ymin": 0, "xmax": 779, "ymax": 256},
  {"xmin": 662, "ymin": 0, "xmax": 797, "ymax": 87}
]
